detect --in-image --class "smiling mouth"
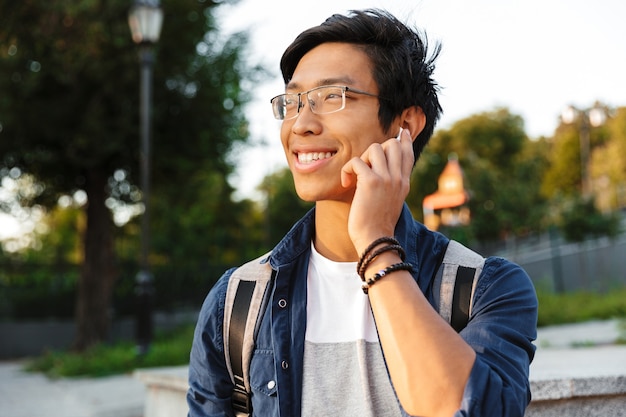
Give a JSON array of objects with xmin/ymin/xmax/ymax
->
[{"xmin": 297, "ymin": 151, "xmax": 336, "ymax": 164}]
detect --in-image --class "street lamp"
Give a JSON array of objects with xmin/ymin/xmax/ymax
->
[
  {"xmin": 561, "ymin": 104, "xmax": 606, "ymax": 198},
  {"xmin": 128, "ymin": 0, "xmax": 163, "ymax": 355}
]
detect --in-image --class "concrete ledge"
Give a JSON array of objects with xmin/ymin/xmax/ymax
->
[
  {"xmin": 135, "ymin": 366, "xmax": 189, "ymax": 417},
  {"xmin": 525, "ymin": 345, "xmax": 626, "ymax": 416},
  {"xmin": 135, "ymin": 346, "xmax": 626, "ymax": 417}
]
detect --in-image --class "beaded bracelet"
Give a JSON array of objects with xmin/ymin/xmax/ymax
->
[
  {"xmin": 358, "ymin": 244, "xmax": 406, "ymax": 280},
  {"xmin": 356, "ymin": 236, "xmax": 401, "ymax": 277},
  {"xmin": 361, "ymin": 262, "xmax": 413, "ymax": 294}
]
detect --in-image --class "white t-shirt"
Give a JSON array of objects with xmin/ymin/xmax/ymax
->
[{"xmin": 301, "ymin": 242, "xmax": 402, "ymax": 417}]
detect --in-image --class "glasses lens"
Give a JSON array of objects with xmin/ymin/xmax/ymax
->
[
  {"xmin": 309, "ymin": 86, "xmax": 345, "ymax": 115},
  {"xmin": 271, "ymin": 94, "xmax": 299, "ymax": 120},
  {"xmin": 271, "ymin": 86, "xmax": 348, "ymax": 120}
]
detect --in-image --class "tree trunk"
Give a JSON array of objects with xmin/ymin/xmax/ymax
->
[{"xmin": 73, "ymin": 169, "xmax": 117, "ymax": 351}]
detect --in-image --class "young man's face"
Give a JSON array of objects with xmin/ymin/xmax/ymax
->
[{"xmin": 280, "ymin": 42, "xmax": 398, "ymax": 203}]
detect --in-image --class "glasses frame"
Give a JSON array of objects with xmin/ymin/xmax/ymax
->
[{"xmin": 270, "ymin": 85, "xmax": 379, "ymax": 121}]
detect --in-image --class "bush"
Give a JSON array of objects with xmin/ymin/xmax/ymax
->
[
  {"xmin": 25, "ymin": 324, "xmax": 195, "ymax": 378},
  {"xmin": 537, "ymin": 287, "xmax": 626, "ymax": 327},
  {"xmin": 0, "ymin": 260, "xmax": 78, "ymax": 319},
  {"xmin": 559, "ymin": 197, "xmax": 622, "ymax": 242}
]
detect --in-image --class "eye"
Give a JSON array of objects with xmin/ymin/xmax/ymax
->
[
  {"xmin": 321, "ymin": 90, "xmax": 343, "ymax": 101},
  {"xmin": 283, "ymin": 95, "xmax": 298, "ymax": 108}
]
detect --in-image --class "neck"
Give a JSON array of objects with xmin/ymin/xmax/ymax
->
[{"xmin": 313, "ymin": 200, "xmax": 359, "ymax": 262}]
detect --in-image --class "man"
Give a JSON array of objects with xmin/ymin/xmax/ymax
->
[{"xmin": 188, "ymin": 9, "xmax": 537, "ymax": 417}]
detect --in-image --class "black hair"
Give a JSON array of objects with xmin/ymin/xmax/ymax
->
[{"xmin": 280, "ymin": 9, "xmax": 443, "ymax": 161}]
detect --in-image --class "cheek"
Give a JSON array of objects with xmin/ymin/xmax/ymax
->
[{"xmin": 280, "ymin": 123, "xmax": 292, "ymax": 153}]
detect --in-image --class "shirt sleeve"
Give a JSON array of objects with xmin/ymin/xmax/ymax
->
[
  {"xmin": 455, "ymin": 257, "xmax": 538, "ymax": 417},
  {"xmin": 187, "ymin": 270, "xmax": 236, "ymax": 417}
]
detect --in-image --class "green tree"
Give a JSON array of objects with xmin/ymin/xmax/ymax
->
[
  {"xmin": 558, "ymin": 196, "xmax": 621, "ymax": 242},
  {"xmin": 0, "ymin": 0, "xmax": 258, "ymax": 350},
  {"xmin": 541, "ymin": 104, "xmax": 612, "ymax": 200},
  {"xmin": 540, "ymin": 103, "xmax": 623, "ymax": 240},
  {"xmin": 409, "ymin": 108, "xmax": 548, "ymax": 242},
  {"xmin": 258, "ymin": 168, "xmax": 314, "ymax": 247},
  {"xmin": 589, "ymin": 106, "xmax": 626, "ymax": 211},
  {"xmin": 541, "ymin": 125, "xmax": 582, "ymax": 198}
]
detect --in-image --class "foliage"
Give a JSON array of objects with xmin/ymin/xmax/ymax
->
[
  {"xmin": 0, "ymin": 0, "xmax": 264, "ymax": 350},
  {"xmin": 557, "ymin": 196, "xmax": 622, "ymax": 242},
  {"xmin": 25, "ymin": 324, "xmax": 195, "ymax": 378},
  {"xmin": 589, "ymin": 106, "xmax": 626, "ymax": 211},
  {"xmin": 0, "ymin": 259, "xmax": 78, "ymax": 319},
  {"xmin": 541, "ymin": 104, "xmax": 620, "ymax": 201},
  {"xmin": 258, "ymin": 168, "xmax": 314, "ymax": 247},
  {"xmin": 0, "ymin": 204, "xmax": 82, "ymax": 318},
  {"xmin": 409, "ymin": 107, "xmax": 549, "ymax": 243},
  {"xmin": 536, "ymin": 287, "xmax": 626, "ymax": 327},
  {"xmin": 541, "ymin": 125, "xmax": 588, "ymax": 198}
]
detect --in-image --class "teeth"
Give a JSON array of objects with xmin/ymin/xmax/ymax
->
[{"xmin": 298, "ymin": 151, "xmax": 334, "ymax": 163}]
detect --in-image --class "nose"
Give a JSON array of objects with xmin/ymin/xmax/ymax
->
[{"xmin": 290, "ymin": 96, "xmax": 321, "ymax": 136}]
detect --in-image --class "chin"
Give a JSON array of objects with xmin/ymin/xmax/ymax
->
[
  {"xmin": 295, "ymin": 186, "xmax": 354, "ymax": 205},
  {"xmin": 294, "ymin": 188, "xmax": 320, "ymax": 203}
]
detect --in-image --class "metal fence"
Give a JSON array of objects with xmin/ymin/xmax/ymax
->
[{"xmin": 488, "ymin": 221, "xmax": 626, "ymax": 293}]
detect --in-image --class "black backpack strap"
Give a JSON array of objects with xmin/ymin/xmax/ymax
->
[
  {"xmin": 229, "ymin": 280, "xmax": 256, "ymax": 414},
  {"xmin": 223, "ymin": 253, "xmax": 273, "ymax": 417},
  {"xmin": 434, "ymin": 240, "xmax": 485, "ymax": 332},
  {"xmin": 450, "ymin": 266, "xmax": 477, "ymax": 332}
]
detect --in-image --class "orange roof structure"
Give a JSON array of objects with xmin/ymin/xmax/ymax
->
[{"xmin": 422, "ymin": 158, "xmax": 469, "ymax": 210}]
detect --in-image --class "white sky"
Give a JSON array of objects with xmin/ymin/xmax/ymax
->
[{"xmin": 218, "ymin": 0, "xmax": 626, "ymax": 200}]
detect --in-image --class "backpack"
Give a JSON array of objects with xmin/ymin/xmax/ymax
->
[{"xmin": 223, "ymin": 240, "xmax": 485, "ymax": 417}]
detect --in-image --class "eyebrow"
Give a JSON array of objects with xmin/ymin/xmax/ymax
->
[{"xmin": 286, "ymin": 76, "xmax": 358, "ymax": 92}]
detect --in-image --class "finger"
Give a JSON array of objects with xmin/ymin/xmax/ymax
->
[
  {"xmin": 341, "ymin": 156, "xmax": 368, "ymax": 188},
  {"xmin": 377, "ymin": 129, "xmax": 413, "ymax": 186},
  {"xmin": 400, "ymin": 128, "xmax": 414, "ymax": 176},
  {"xmin": 378, "ymin": 137, "xmax": 403, "ymax": 179},
  {"xmin": 359, "ymin": 142, "xmax": 389, "ymax": 175}
]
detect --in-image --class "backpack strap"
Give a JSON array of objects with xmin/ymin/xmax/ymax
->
[
  {"xmin": 223, "ymin": 252, "xmax": 273, "ymax": 417},
  {"xmin": 434, "ymin": 240, "xmax": 485, "ymax": 332}
]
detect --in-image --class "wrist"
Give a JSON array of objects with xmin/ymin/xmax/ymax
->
[
  {"xmin": 356, "ymin": 236, "xmax": 406, "ymax": 280},
  {"xmin": 352, "ymin": 231, "xmax": 396, "ymax": 256},
  {"xmin": 361, "ymin": 258, "xmax": 413, "ymax": 294}
]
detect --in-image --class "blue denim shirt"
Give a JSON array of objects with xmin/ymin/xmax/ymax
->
[{"xmin": 187, "ymin": 205, "xmax": 538, "ymax": 417}]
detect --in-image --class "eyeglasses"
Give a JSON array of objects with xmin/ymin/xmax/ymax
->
[{"xmin": 270, "ymin": 85, "xmax": 379, "ymax": 121}]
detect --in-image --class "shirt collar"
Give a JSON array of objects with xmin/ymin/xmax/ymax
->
[{"xmin": 267, "ymin": 204, "xmax": 425, "ymax": 268}]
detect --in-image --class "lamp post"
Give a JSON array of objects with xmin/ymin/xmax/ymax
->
[
  {"xmin": 561, "ymin": 104, "xmax": 606, "ymax": 198},
  {"xmin": 128, "ymin": 0, "xmax": 163, "ymax": 356}
]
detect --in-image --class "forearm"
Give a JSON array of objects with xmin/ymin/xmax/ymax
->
[{"xmin": 365, "ymin": 251, "xmax": 476, "ymax": 417}]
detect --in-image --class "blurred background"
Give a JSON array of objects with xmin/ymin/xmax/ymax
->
[{"xmin": 0, "ymin": 0, "xmax": 625, "ymax": 369}]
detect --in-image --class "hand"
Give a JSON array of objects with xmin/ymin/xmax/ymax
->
[{"xmin": 340, "ymin": 128, "xmax": 414, "ymax": 254}]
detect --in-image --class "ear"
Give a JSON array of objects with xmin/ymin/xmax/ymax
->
[{"xmin": 399, "ymin": 106, "xmax": 426, "ymax": 142}]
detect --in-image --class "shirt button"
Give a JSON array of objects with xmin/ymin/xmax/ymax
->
[
  {"xmin": 281, "ymin": 360, "xmax": 289, "ymax": 370},
  {"xmin": 278, "ymin": 299, "xmax": 287, "ymax": 308},
  {"xmin": 267, "ymin": 380, "xmax": 276, "ymax": 390}
]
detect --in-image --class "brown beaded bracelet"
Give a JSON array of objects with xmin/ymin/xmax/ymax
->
[
  {"xmin": 356, "ymin": 237, "xmax": 401, "ymax": 277},
  {"xmin": 358, "ymin": 244, "xmax": 406, "ymax": 280},
  {"xmin": 361, "ymin": 262, "xmax": 413, "ymax": 294}
]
